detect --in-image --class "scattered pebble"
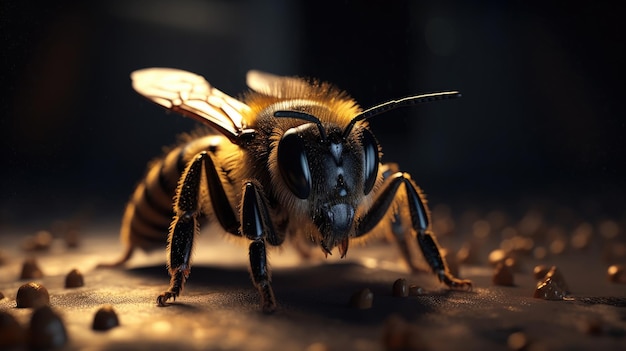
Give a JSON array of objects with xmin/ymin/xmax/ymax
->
[
  {"xmin": 486, "ymin": 210, "xmax": 509, "ymax": 232},
  {"xmin": 533, "ymin": 246, "xmax": 548, "ymax": 260},
  {"xmin": 392, "ymin": 279, "xmax": 408, "ymax": 297},
  {"xmin": 21, "ymin": 230, "xmax": 53, "ymax": 251},
  {"xmin": 65, "ymin": 268, "xmax": 85, "ymax": 288},
  {"xmin": 488, "ymin": 249, "xmax": 508, "ymax": 266},
  {"xmin": 577, "ymin": 317, "xmax": 603, "ymax": 336},
  {"xmin": 543, "ymin": 266, "xmax": 570, "ymax": 293},
  {"xmin": 16, "ymin": 282, "xmax": 50, "ymax": 308},
  {"xmin": 549, "ymin": 237, "xmax": 567, "ymax": 255},
  {"xmin": 607, "ymin": 265, "xmax": 626, "ymax": 283},
  {"xmin": 517, "ymin": 210, "xmax": 544, "ymax": 237},
  {"xmin": 456, "ymin": 241, "xmax": 480, "ymax": 265},
  {"xmin": 305, "ymin": 342, "xmax": 330, "ymax": 351},
  {"xmin": 603, "ymin": 243, "xmax": 626, "ymax": 264},
  {"xmin": 65, "ymin": 229, "xmax": 81, "ymax": 248},
  {"xmin": 570, "ymin": 222, "xmax": 593, "ymax": 250},
  {"xmin": 507, "ymin": 331, "xmax": 528, "ymax": 351},
  {"xmin": 500, "ymin": 226, "xmax": 518, "ymax": 239},
  {"xmin": 432, "ymin": 204, "xmax": 455, "ymax": 237},
  {"xmin": 381, "ymin": 314, "xmax": 427, "ymax": 351},
  {"xmin": 500, "ymin": 236, "xmax": 531, "ymax": 255},
  {"xmin": 93, "ymin": 305, "xmax": 120, "ymax": 331},
  {"xmin": 534, "ymin": 277, "xmax": 566, "ymax": 300},
  {"xmin": 28, "ymin": 305, "xmax": 67, "ymax": 350},
  {"xmin": 493, "ymin": 262, "xmax": 515, "ymax": 286},
  {"xmin": 533, "ymin": 265, "xmax": 550, "ymax": 280},
  {"xmin": 20, "ymin": 258, "xmax": 44, "ymax": 280},
  {"xmin": 472, "ymin": 219, "xmax": 491, "ymax": 239},
  {"xmin": 408, "ymin": 285, "xmax": 425, "ymax": 296},
  {"xmin": 0, "ymin": 310, "xmax": 25, "ymax": 349},
  {"xmin": 349, "ymin": 288, "xmax": 373, "ymax": 309},
  {"xmin": 533, "ymin": 267, "xmax": 570, "ymax": 300},
  {"xmin": 598, "ymin": 219, "xmax": 619, "ymax": 239},
  {"xmin": 0, "ymin": 291, "xmax": 4, "ymax": 300}
]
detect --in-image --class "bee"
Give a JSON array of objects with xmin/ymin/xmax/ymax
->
[{"xmin": 102, "ymin": 68, "xmax": 472, "ymax": 313}]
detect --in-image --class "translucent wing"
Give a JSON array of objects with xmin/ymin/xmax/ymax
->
[
  {"xmin": 246, "ymin": 70, "xmax": 313, "ymax": 99},
  {"xmin": 131, "ymin": 68, "xmax": 251, "ymax": 144}
]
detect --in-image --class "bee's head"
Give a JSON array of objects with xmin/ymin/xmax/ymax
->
[
  {"xmin": 274, "ymin": 110, "xmax": 380, "ymax": 256},
  {"xmin": 272, "ymin": 91, "xmax": 460, "ymax": 256}
]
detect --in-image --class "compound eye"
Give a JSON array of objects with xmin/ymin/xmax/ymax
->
[
  {"xmin": 277, "ymin": 128, "xmax": 312, "ymax": 199},
  {"xmin": 361, "ymin": 128, "xmax": 379, "ymax": 195}
]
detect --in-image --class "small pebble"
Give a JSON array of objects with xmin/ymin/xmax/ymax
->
[
  {"xmin": 533, "ymin": 265, "xmax": 550, "ymax": 280},
  {"xmin": 65, "ymin": 268, "xmax": 85, "ymax": 288},
  {"xmin": 507, "ymin": 331, "xmax": 528, "ymax": 351},
  {"xmin": 0, "ymin": 291, "xmax": 4, "ymax": 300},
  {"xmin": 28, "ymin": 305, "xmax": 67, "ymax": 350},
  {"xmin": 603, "ymin": 242, "xmax": 626, "ymax": 264},
  {"xmin": 486, "ymin": 210, "xmax": 509, "ymax": 232},
  {"xmin": 93, "ymin": 305, "xmax": 120, "ymax": 331},
  {"xmin": 0, "ymin": 311, "xmax": 25, "ymax": 349},
  {"xmin": 382, "ymin": 314, "xmax": 427, "ymax": 351},
  {"xmin": 408, "ymin": 285, "xmax": 425, "ymax": 296},
  {"xmin": 456, "ymin": 241, "xmax": 480, "ymax": 264},
  {"xmin": 349, "ymin": 288, "xmax": 373, "ymax": 309},
  {"xmin": 493, "ymin": 262, "xmax": 515, "ymax": 286},
  {"xmin": 472, "ymin": 219, "xmax": 491, "ymax": 239},
  {"xmin": 533, "ymin": 266, "xmax": 570, "ymax": 300},
  {"xmin": 16, "ymin": 282, "xmax": 50, "ymax": 308},
  {"xmin": 64, "ymin": 229, "xmax": 81, "ymax": 248},
  {"xmin": 392, "ymin": 279, "xmax": 408, "ymax": 297},
  {"xmin": 570, "ymin": 222, "xmax": 593, "ymax": 250},
  {"xmin": 20, "ymin": 258, "xmax": 44, "ymax": 280},
  {"xmin": 21, "ymin": 230, "xmax": 53, "ymax": 251},
  {"xmin": 501, "ymin": 236, "xmax": 534, "ymax": 256},
  {"xmin": 544, "ymin": 266, "xmax": 570, "ymax": 293},
  {"xmin": 607, "ymin": 265, "xmax": 626, "ymax": 283},
  {"xmin": 549, "ymin": 237, "xmax": 567, "ymax": 255},
  {"xmin": 517, "ymin": 210, "xmax": 543, "ymax": 237},
  {"xmin": 578, "ymin": 317, "xmax": 603, "ymax": 336},
  {"xmin": 534, "ymin": 277, "xmax": 567, "ymax": 300},
  {"xmin": 488, "ymin": 249, "xmax": 508, "ymax": 266},
  {"xmin": 533, "ymin": 246, "xmax": 547, "ymax": 260},
  {"xmin": 305, "ymin": 342, "xmax": 330, "ymax": 351},
  {"xmin": 598, "ymin": 219, "xmax": 619, "ymax": 239}
]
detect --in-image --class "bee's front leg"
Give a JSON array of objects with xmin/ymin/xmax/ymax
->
[
  {"xmin": 241, "ymin": 182, "xmax": 278, "ymax": 313},
  {"xmin": 356, "ymin": 172, "xmax": 472, "ymax": 291}
]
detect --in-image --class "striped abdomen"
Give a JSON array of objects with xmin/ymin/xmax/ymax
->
[{"xmin": 104, "ymin": 134, "xmax": 228, "ymax": 266}]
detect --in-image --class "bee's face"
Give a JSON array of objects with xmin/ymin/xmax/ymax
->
[{"xmin": 275, "ymin": 115, "xmax": 380, "ymax": 254}]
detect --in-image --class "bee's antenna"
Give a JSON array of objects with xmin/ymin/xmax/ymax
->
[
  {"xmin": 342, "ymin": 91, "xmax": 461, "ymax": 138},
  {"xmin": 274, "ymin": 110, "xmax": 328, "ymax": 142}
]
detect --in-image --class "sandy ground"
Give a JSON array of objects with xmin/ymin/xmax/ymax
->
[{"xmin": 1, "ymin": 221, "xmax": 626, "ymax": 351}]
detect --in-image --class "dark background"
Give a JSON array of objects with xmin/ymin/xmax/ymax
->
[{"xmin": 1, "ymin": 0, "xmax": 624, "ymax": 228}]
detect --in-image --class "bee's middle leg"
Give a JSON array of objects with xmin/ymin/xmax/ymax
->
[{"xmin": 241, "ymin": 182, "xmax": 280, "ymax": 314}]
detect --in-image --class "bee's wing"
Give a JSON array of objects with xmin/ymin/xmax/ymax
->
[
  {"xmin": 131, "ymin": 68, "xmax": 250, "ymax": 143},
  {"xmin": 246, "ymin": 70, "xmax": 312, "ymax": 99}
]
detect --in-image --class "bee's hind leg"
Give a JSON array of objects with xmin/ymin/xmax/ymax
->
[
  {"xmin": 157, "ymin": 151, "xmax": 240, "ymax": 306},
  {"xmin": 156, "ymin": 153, "xmax": 205, "ymax": 306},
  {"xmin": 355, "ymin": 172, "xmax": 472, "ymax": 291}
]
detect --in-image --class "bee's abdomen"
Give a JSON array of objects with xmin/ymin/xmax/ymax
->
[{"xmin": 120, "ymin": 135, "xmax": 222, "ymax": 252}]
